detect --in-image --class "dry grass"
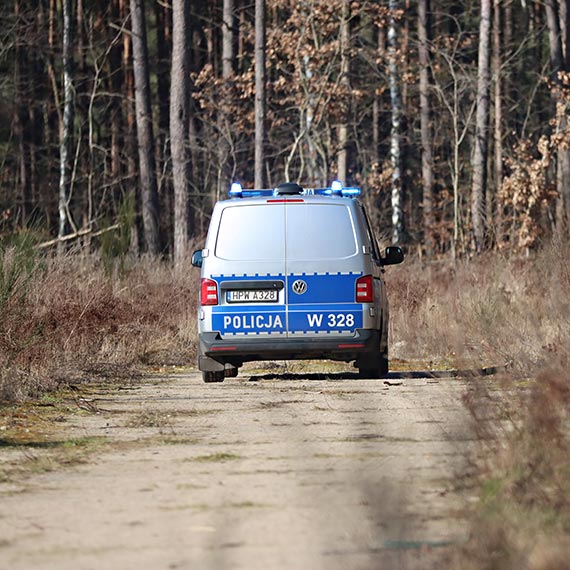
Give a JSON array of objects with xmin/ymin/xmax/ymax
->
[
  {"xmin": 387, "ymin": 238, "xmax": 570, "ymax": 373},
  {"xmin": 386, "ymin": 239, "xmax": 570, "ymax": 569},
  {"xmin": 0, "ymin": 247, "xmax": 200, "ymax": 402}
]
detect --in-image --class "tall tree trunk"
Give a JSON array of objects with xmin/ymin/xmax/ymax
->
[
  {"xmin": 471, "ymin": 0, "xmax": 492, "ymax": 252},
  {"xmin": 372, "ymin": 26, "xmax": 385, "ymax": 166},
  {"xmin": 418, "ymin": 0, "xmax": 434, "ymax": 255},
  {"xmin": 130, "ymin": 0, "xmax": 161, "ymax": 255},
  {"xmin": 254, "ymin": 0, "xmax": 266, "ymax": 188},
  {"xmin": 222, "ymin": 0, "xmax": 235, "ymax": 79},
  {"xmin": 14, "ymin": 0, "xmax": 32, "ymax": 226},
  {"xmin": 121, "ymin": 0, "xmax": 140, "ymax": 253},
  {"xmin": 492, "ymin": 0, "xmax": 503, "ymax": 243},
  {"xmin": 58, "ymin": 0, "xmax": 74, "ymax": 248},
  {"xmin": 218, "ymin": 0, "xmax": 235, "ymax": 199},
  {"xmin": 388, "ymin": 0, "xmax": 404, "ymax": 244},
  {"xmin": 337, "ymin": 0, "xmax": 350, "ymax": 184},
  {"xmin": 155, "ymin": 0, "xmax": 170, "ymax": 177},
  {"xmin": 170, "ymin": 0, "xmax": 192, "ymax": 264},
  {"xmin": 546, "ymin": 0, "xmax": 570, "ymax": 227}
]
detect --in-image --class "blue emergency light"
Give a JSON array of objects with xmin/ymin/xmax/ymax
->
[{"xmin": 228, "ymin": 181, "xmax": 360, "ymax": 198}]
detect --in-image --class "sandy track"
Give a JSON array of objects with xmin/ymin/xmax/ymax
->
[{"xmin": 0, "ymin": 367, "xmax": 474, "ymax": 570}]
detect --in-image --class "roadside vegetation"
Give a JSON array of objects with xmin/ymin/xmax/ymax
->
[
  {"xmin": 1, "ymin": 234, "xmax": 570, "ymax": 568},
  {"xmin": 0, "ymin": 235, "xmax": 199, "ymax": 402},
  {"xmin": 387, "ymin": 239, "xmax": 570, "ymax": 569}
]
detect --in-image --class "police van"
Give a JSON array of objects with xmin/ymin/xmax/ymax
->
[{"xmin": 191, "ymin": 181, "xmax": 404, "ymax": 382}]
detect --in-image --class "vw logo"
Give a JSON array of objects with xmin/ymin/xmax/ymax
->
[{"xmin": 292, "ymin": 279, "xmax": 308, "ymax": 295}]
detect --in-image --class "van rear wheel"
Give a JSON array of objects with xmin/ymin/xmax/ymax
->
[
  {"xmin": 357, "ymin": 351, "xmax": 388, "ymax": 379},
  {"xmin": 202, "ymin": 370, "xmax": 225, "ymax": 383}
]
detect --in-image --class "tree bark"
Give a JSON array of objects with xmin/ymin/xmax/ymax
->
[
  {"xmin": 492, "ymin": 0, "xmax": 503, "ymax": 242},
  {"xmin": 337, "ymin": 0, "xmax": 350, "ymax": 184},
  {"xmin": 388, "ymin": 0, "xmax": 405, "ymax": 244},
  {"xmin": 418, "ymin": 0, "xmax": 434, "ymax": 255},
  {"xmin": 170, "ymin": 0, "xmax": 192, "ymax": 264},
  {"xmin": 222, "ymin": 0, "xmax": 235, "ymax": 79},
  {"xmin": 471, "ymin": 0, "xmax": 492, "ymax": 252},
  {"xmin": 58, "ymin": 0, "xmax": 74, "ymax": 249},
  {"xmin": 254, "ymin": 0, "xmax": 266, "ymax": 188},
  {"xmin": 154, "ymin": 2, "xmax": 170, "ymax": 178},
  {"xmin": 130, "ymin": 0, "xmax": 161, "ymax": 255},
  {"xmin": 559, "ymin": 0, "xmax": 570, "ymax": 225},
  {"xmin": 218, "ymin": 0, "xmax": 235, "ymax": 199},
  {"xmin": 546, "ymin": 0, "xmax": 570, "ymax": 227}
]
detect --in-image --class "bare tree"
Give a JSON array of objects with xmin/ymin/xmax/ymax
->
[
  {"xmin": 130, "ymin": 0, "xmax": 161, "ymax": 254},
  {"xmin": 254, "ymin": 0, "xmax": 266, "ymax": 188},
  {"xmin": 170, "ymin": 0, "xmax": 192, "ymax": 264},
  {"xmin": 58, "ymin": 0, "xmax": 74, "ymax": 250},
  {"xmin": 418, "ymin": 0, "xmax": 434, "ymax": 255},
  {"xmin": 388, "ymin": 0, "xmax": 404, "ymax": 244},
  {"xmin": 471, "ymin": 0, "xmax": 492, "ymax": 252}
]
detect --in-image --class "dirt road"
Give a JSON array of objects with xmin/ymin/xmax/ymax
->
[{"xmin": 0, "ymin": 365, "xmax": 475, "ymax": 569}]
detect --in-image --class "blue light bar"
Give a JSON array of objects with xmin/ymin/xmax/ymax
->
[
  {"xmin": 229, "ymin": 182, "xmax": 243, "ymax": 197},
  {"xmin": 241, "ymin": 189, "xmax": 275, "ymax": 198},
  {"xmin": 340, "ymin": 187, "xmax": 361, "ymax": 197},
  {"xmin": 228, "ymin": 182, "xmax": 360, "ymax": 199}
]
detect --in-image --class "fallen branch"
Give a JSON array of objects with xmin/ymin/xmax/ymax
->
[{"xmin": 36, "ymin": 224, "xmax": 121, "ymax": 250}]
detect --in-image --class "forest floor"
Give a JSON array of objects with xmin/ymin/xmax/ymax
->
[{"xmin": 0, "ymin": 361, "xmax": 477, "ymax": 570}]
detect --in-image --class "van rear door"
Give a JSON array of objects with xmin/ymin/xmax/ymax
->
[
  {"xmin": 284, "ymin": 201, "xmax": 364, "ymax": 338},
  {"xmin": 209, "ymin": 202, "xmax": 287, "ymax": 338}
]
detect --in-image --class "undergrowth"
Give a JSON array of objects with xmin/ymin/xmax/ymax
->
[
  {"xmin": 386, "ymin": 238, "xmax": 570, "ymax": 569},
  {"xmin": 1, "ymin": 233, "xmax": 570, "ymax": 567},
  {"xmin": 0, "ymin": 243, "xmax": 199, "ymax": 401}
]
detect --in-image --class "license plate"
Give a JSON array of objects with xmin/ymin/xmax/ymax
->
[{"xmin": 226, "ymin": 289, "xmax": 279, "ymax": 303}]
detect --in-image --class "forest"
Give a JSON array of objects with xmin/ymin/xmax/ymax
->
[
  {"xmin": 2, "ymin": 0, "xmax": 570, "ymax": 259},
  {"xmin": 3, "ymin": 3, "xmax": 570, "ymax": 565}
]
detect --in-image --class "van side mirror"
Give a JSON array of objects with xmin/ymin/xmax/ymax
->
[
  {"xmin": 191, "ymin": 249, "xmax": 203, "ymax": 268},
  {"xmin": 382, "ymin": 246, "xmax": 404, "ymax": 266}
]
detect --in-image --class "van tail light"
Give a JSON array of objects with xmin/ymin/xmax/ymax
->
[
  {"xmin": 355, "ymin": 275, "xmax": 374, "ymax": 303},
  {"xmin": 201, "ymin": 278, "xmax": 219, "ymax": 306}
]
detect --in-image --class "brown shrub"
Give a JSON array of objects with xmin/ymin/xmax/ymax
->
[{"xmin": 0, "ymin": 252, "xmax": 200, "ymax": 401}]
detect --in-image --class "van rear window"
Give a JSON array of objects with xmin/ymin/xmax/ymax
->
[
  {"xmin": 215, "ymin": 202, "xmax": 357, "ymax": 261},
  {"xmin": 215, "ymin": 205, "xmax": 285, "ymax": 260},
  {"xmin": 286, "ymin": 204, "xmax": 357, "ymax": 260}
]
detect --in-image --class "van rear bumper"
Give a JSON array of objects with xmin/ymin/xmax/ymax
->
[{"xmin": 198, "ymin": 329, "xmax": 379, "ymax": 371}]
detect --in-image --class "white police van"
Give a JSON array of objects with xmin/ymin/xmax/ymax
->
[{"xmin": 191, "ymin": 181, "xmax": 404, "ymax": 382}]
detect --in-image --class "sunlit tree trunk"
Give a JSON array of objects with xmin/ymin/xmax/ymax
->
[
  {"xmin": 254, "ymin": 0, "xmax": 266, "ymax": 188},
  {"xmin": 170, "ymin": 0, "xmax": 192, "ymax": 264},
  {"xmin": 218, "ymin": 0, "xmax": 235, "ymax": 198},
  {"xmin": 388, "ymin": 0, "xmax": 405, "ymax": 244},
  {"xmin": 58, "ymin": 0, "xmax": 74, "ymax": 249},
  {"xmin": 418, "ymin": 0, "xmax": 434, "ymax": 255},
  {"xmin": 130, "ymin": 0, "xmax": 161, "ymax": 254},
  {"xmin": 471, "ymin": 0, "xmax": 491, "ymax": 252},
  {"xmin": 337, "ymin": 0, "xmax": 350, "ymax": 184}
]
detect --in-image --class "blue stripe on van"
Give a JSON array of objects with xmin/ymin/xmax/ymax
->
[
  {"xmin": 213, "ymin": 309, "xmax": 286, "ymax": 335},
  {"xmin": 287, "ymin": 272, "xmax": 362, "ymax": 305},
  {"xmin": 288, "ymin": 305, "xmax": 363, "ymax": 333},
  {"xmin": 210, "ymin": 272, "xmax": 363, "ymax": 335}
]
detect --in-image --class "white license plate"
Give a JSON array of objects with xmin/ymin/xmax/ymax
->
[{"xmin": 227, "ymin": 289, "xmax": 278, "ymax": 303}]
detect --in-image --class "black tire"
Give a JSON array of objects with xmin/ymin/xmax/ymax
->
[
  {"xmin": 357, "ymin": 349, "xmax": 388, "ymax": 379},
  {"xmin": 202, "ymin": 370, "xmax": 225, "ymax": 383},
  {"xmin": 225, "ymin": 366, "xmax": 239, "ymax": 378}
]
